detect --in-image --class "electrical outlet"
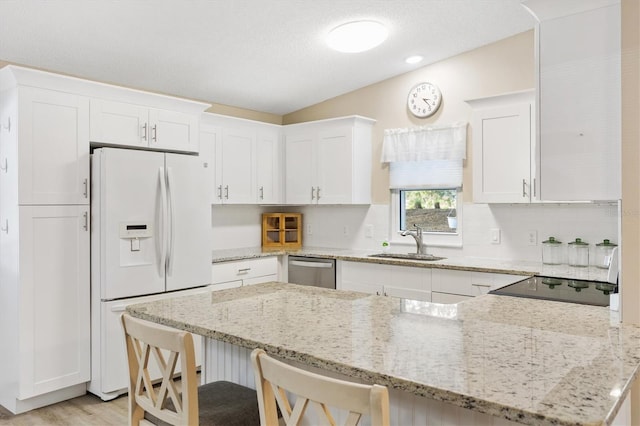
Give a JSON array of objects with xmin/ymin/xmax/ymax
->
[
  {"xmin": 365, "ymin": 224, "xmax": 374, "ymax": 238},
  {"xmin": 527, "ymin": 230, "xmax": 537, "ymax": 246},
  {"xmin": 306, "ymin": 224, "xmax": 312, "ymax": 235},
  {"xmin": 490, "ymin": 228, "xmax": 501, "ymax": 244}
]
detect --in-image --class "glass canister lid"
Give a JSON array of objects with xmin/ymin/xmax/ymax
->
[
  {"xmin": 596, "ymin": 239, "xmax": 617, "ymax": 247},
  {"xmin": 542, "ymin": 236, "xmax": 562, "ymax": 244},
  {"xmin": 568, "ymin": 238, "xmax": 588, "ymax": 246}
]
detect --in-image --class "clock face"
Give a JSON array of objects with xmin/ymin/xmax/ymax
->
[{"xmin": 407, "ymin": 82, "xmax": 442, "ymax": 118}]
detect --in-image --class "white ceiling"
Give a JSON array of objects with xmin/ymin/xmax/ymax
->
[{"xmin": 0, "ymin": 1, "xmax": 536, "ymax": 115}]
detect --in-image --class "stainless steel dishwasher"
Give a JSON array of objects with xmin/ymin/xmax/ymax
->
[{"xmin": 287, "ymin": 256, "xmax": 336, "ymax": 289}]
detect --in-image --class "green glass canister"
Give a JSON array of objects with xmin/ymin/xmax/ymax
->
[
  {"xmin": 595, "ymin": 239, "xmax": 617, "ymax": 269},
  {"xmin": 568, "ymin": 238, "xmax": 589, "ymax": 267},
  {"xmin": 541, "ymin": 237, "xmax": 563, "ymax": 265}
]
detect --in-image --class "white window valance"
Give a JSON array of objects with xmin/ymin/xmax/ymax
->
[{"xmin": 381, "ymin": 122, "xmax": 467, "ymax": 163}]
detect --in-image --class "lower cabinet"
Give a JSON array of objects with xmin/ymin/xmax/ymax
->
[
  {"xmin": 431, "ymin": 269, "xmax": 524, "ymax": 304},
  {"xmin": 0, "ymin": 205, "xmax": 90, "ymax": 414},
  {"xmin": 339, "ymin": 261, "xmax": 525, "ymax": 305},
  {"xmin": 212, "ymin": 256, "xmax": 279, "ymax": 288},
  {"xmin": 339, "ymin": 261, "xmax": 432, "ymax": 302}
]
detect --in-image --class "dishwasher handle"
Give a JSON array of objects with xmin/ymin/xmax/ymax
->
[{"xmin": 289, "ymin": 260, "xmax": 334, "ymax": 269}]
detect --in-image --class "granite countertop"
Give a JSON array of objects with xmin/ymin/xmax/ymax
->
[
  {"xmin": 211, "ymin": 246, "xmax": 611, "ymax": 282},
  {"xmin": 127, "ymin": 282, "xmax": 640, "ymax": 426}
]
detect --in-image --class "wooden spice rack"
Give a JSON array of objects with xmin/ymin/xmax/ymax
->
[{"xmin": 262, "ymin": 213, "xmax": 302, "ymax": 250}]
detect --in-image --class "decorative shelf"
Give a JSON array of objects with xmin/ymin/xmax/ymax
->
[{"xmin": 262, "ymin": 213, "xmax": 302, "ymax": 250}]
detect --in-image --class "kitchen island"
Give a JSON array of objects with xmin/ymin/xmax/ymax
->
[{"xmin": 127, "ymin": 282, "xmax": 640, "ymax": 426}]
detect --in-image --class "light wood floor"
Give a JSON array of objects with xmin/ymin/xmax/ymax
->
[{"xmin": 0, "ymin": 393, "xmax": 128, "ymax": 426}]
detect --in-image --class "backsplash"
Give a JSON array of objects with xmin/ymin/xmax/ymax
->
[{"xmin": 212, "ymin": 202, "xmax": 619, "ymax": 263}]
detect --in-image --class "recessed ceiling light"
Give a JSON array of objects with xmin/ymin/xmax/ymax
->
[
  {"xmin": 405, "ymin": 55, "xmax": 424, "ymax": 64},
  {"xmin": 326, "ymin": 20, "xmax": 388, "ymax": 53}
]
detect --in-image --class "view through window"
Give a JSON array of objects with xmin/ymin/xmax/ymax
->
[{"xmin": 400, "ymin": 189, "xmax": 457, "ymax": 233}]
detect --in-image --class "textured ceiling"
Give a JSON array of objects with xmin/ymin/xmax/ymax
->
[{"xmin": 0, "ymin": 0, "xmax": 536, "ymax": 115}]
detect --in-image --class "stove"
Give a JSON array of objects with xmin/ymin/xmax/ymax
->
[{"xmin": 489, "ymin": 276, "xmax": 617, "ymax": 307}]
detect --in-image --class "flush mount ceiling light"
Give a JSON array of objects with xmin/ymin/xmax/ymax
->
[
  {"xmin": 405, "ymin": 55, "xmax": 424, "ymax": 64},
  {"xmin": 326, "ymin": 20, "xmax": 388, "ymax": 53}
]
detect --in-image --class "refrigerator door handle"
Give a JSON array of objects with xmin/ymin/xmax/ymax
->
[
  {"xmin": 159, "ymin": 167, "xmax": 168, "ymax": 276},
  {"xmin": 166, "ymin": 166, "xmax": 176, "ymax": 276}
]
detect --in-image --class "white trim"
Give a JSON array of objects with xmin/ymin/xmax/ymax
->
[{"xmin": 389, "ymin": 190, "xmax": 463, "ymax": 249}]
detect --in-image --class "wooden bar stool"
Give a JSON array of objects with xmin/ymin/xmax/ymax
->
[
  {"xmin": 251, "ymin": 348, "xmax": 390, "ymax": 426},
  {"xmin": 121, "ymin": 313, "xmax": 260, "ymax": 426}
]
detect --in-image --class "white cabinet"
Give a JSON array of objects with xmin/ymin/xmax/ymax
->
[
  {"xmin": 200, "ymin": 113, "xmax": 282, "ymax": 204},
  {"xmin": 212, "ymin": 257, "xmax": 279, "ymax": 288},
  {"xmin": 467, "ymin": 90, "xmax": 535, "ymax": 203},
  {"xmin": 432, "ymin": 269, "xmax": 524, "ymax": 303},
  {"xmin": 0, "ymin": 205, "xmax": 90, "ymax": 413},
  {"xmin": 525, "ymin": 1, "xmax": 621, "ymax": 201},
  {"xmin": 284, "ymin": 116, "xmax": 374, "ymax": 205},
  {"xmin": 339, "ymin": 261, "xmax": 432, "ymax": 302},
  {"xmin": 4, "ymin": 86, "xmax": 90, "ymax": 205},
  {"xmin": 90, "ymin": 98, "xmax": 200, "ymax": 153}
]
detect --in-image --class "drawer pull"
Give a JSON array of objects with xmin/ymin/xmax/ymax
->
[
  {"xmin": 237, "ymin": 268, "xmax": 251, "ymax": 274},
  {"xmin": 471, "ymin": 283, "xmax": 492, "ymax": 288}
]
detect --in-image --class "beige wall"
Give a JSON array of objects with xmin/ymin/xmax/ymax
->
[
  {"xmin": 283, "ymin": 30, "xmax": 535, "ymax": 205},
  {"xmin": 621, "ymin": 0, "xmax": 640, "ymax": 421}
]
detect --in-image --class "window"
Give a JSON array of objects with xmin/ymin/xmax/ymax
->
[
  {"xmin": 400, "ymin": 189, "xmax": 457, "ymax": 233},
  {"xmin": 382, "ymin": 122, "xmax": 467, "ymax": 247}
]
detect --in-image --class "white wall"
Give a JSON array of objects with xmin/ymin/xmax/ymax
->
[{"xmin": 213, "ymin": 202, "xmax": 619, "ymax": 264}]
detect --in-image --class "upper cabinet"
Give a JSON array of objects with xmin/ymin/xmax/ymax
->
[
  {"xmin": 200, "ymin": 113, "xmax": 282, "ymax": 205},
  {"xmin": 90, "ymin": 99, "xmax": 200, "ymax": 153},
  {"xmin": 284, "ymin": 116, "xmax": 375, "ymax": 205},
  {"xmin": 467, "ymin": 90, "xmax": 535, "ymax": 203},
  {"xmin": 1, "ymin": 85, "xmax": 90, "ymax": 205},
  {"xmin": 524, "ymin": 0, "xmax": 621, "ymax": 201}
]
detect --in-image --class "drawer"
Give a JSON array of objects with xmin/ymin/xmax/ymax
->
[
  {"xmin": 431, "ymin": 291, "xmax": 473, "ymax": 304},
  {"xmin": 432, "ymin": 269, "xmax": 474, "ymax": 296},
  {"xmin": 212, "ymin": 257, "xmax": 278, "ymax": 284},
  {"xmin": 341, "ymin": 261, "xmax": 390, "ymax": 285}
]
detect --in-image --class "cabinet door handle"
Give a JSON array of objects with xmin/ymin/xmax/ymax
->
[
  {"xmin": 224, "ymin": 185, "xmax": 229, "ymax": 199},
  {"xmin": 237, "ymin": 268, "xmax": 251, "ymax": 274},
  {"xmin": 533, "ymin": 177, "xmax": 537, "ymax": 198},
  {"xmin": 259, "ymin": 186, "xmax": 264, "ymax": 200},
  {"xmin": 0, "ymin": 158, "xmax": 7, "ymax": 172},
  {"xmin": 83, "ymin": 178, "xmax": 88, "ymax": 198},
  {"xmin": 311, "ymin": 187, "xmax": 315, "ymax": 200},
  {"xmin": 83, "ymin": 212, "xmax": 89, "ymax": 231},
  {"xmin": 1, "ymin": 219, "xmax": 8, "ymax": 234},
  {"xmin": 142, "ymin": 123, "xmax": 148, "ymax": 141},
  {"xmin": 152, "ymin": 124, "xmax": 158, "ymax": 142},
  {"xmin": 316, "ymin": 187, "xmax": 321, "ymax": 201},
  {"xmin": 2, "ymin": 116, "xmax": 11, "ymax": 132},
  {"xmin": 217, "ymin": 185, "xmax": 222, "ymax": 200},
  {"xmin": 522, "ymin": 179, "xmax": 527, "ymax": 198}
]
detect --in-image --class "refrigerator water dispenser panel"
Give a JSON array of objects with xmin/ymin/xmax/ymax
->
[{"xmin": 119, "ymin": 222, "xmax": 154, "ymax": 266}]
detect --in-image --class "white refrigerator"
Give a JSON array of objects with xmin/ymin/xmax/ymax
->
[{"xmin": 88, "ymin": 147, "xmax": 212, "ymax": 400}]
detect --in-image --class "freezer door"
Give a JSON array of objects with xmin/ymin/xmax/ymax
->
[
  {"xmin": 164, "ymin": 153, "xmax": 212, "ymax": 291},
  {"xmin": 95, "ymin": 148, "xmax": 166, "ymax": 300}
]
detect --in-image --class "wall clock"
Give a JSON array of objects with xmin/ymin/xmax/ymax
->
[{"xmin": 407, "ymin": 82, "xmax": 442, "ymax": 118}]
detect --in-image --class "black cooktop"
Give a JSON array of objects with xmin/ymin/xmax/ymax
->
[{"xmin": 489, "ymin": 276, "xmax": 617, "ymax": 307}]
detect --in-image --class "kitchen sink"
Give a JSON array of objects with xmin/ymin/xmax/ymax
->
[{"xmin": 369, "ymin": 253, "xmax": 446, "ymax": 261}]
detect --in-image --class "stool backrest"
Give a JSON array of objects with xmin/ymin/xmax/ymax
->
[
  {"xmin": 121, "ymin": 313, "xmax": 199, "ymax": 426},
  {"xmin": 251, "ymin": 348, "xmax": 390, "ymax": 426}
]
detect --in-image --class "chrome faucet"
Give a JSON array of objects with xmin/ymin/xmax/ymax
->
[{"xmin": 401, "ymin": 224, "xmax": 427, "ymax": 255}]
